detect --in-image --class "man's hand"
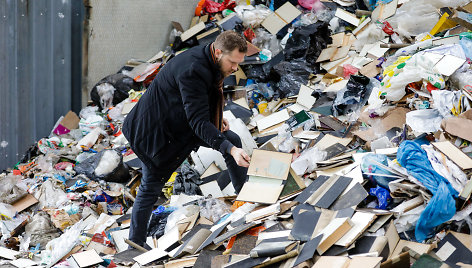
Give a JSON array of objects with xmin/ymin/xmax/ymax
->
[
  {"xmin": 230, "ymin": 147, "xmax": 251, "ymax": 167},
  {"xmin": 222, "ymin": 118, "xmax": 230, "ymax": 132}
]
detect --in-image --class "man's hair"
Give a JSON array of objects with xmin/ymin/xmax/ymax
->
[{"xmin": 214, "ymin": 31, "xmax": 247, "ymax": 54}]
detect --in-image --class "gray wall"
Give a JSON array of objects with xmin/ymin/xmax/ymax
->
[
  {"xmin": 83, "ymin": 0, "xmax": 197, "ymax": 103},
  {"xmin": 0, "ymin": 0, "xmax": 82, "ymax": 171}
]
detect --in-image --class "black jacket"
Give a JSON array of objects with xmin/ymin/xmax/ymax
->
[{"xmin": 122, "ymin": 44, "xmax": 234, "ymax": 171}]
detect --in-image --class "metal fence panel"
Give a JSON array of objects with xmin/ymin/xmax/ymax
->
[{"xmin": 0, "ymin": 0, "xmax": 77, "ymax": 171}]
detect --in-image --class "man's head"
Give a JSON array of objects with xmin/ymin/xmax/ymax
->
[{"xmin": 213, "ymin": 31, "xmax": 247, "ymax": 77}]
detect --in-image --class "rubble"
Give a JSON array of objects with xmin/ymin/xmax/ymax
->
[{"xmin": 2, "ymin": 0, "xmax": 472, "ymax": 267}]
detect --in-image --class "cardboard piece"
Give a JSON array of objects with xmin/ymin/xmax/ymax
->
[
  {"xmin": 0, "ymin": 247, "xmax": 19, "ymax": 260},
  {"xmin": 441, "ymin": 110, "xmax": 472, "ymax": 142},
  {"xmin": 247, "ymin": 149, "xmax": 292, "ymax": 180},
  {"xmin": 293, "ymin": 235, "xmax": 323, "ymax": 266},
  {"xmin": 9, "ymin": 258, "xmax": 38, "ymax": 268},
  {"xmin": 317, "ymin": 217, "xmax": 353, "ymax": 255},
  {"xmin": 335, "ymin": 212, "xmax": 376, "ymax": 247},
  {"xmin": 371, "ymin": 0, "xmax": 398, "ymax": 21},
  {"xmin": 53, "ymin": 111, "xmax": 80, "ymax": 135},
  {"xmin": 360, "ymin": 59, "xmax": 382, "ymax": 78},
  {"xmin": 121, "ymin": 102, "xmax": 136, "ymax": 115},
  {"xmin": 11, "ymin": 194, "xmax": 38, "ymax": 213},
  {"xmin": 290, "ymin": 210, "xmax": 321, "ymax": 242},
  {"xmin": 72, "ymin": 250, "xmax": 103, "ymax": 267},
  {"xmin": 133, "ymin": 248, "xmax": 168, "ymax": 266},
  {"xmin": 261, "ymin": 2, "xmax": 301, "ymax": 35},
  {"xmin": 181, "ymin": 21, "xmax": 205, "ymax": 42},
  {"xmin": 331, "ymin": 182, "xmax": 369, "ymax": 211},
  {"xmin": 256, "ymin": 109, "xmax": 290, "ymax": 131},
  {"xmin": 354, "ymin": 107, "xmax": 409, "ymax": 142},
  {"xmin": 335, "ymin": 8, "xmax": 360, "ymax": 26},
  {"xmin": 432, "ymin": 141, "xmax": 472, "ymax": 170},
  {"xmin": 110, "ymin": 229, "xmax": 130, "ymax": 253}
]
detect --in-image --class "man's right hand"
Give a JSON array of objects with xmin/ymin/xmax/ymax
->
[{"xmin": 230, "ymin": 147, "xmax": 251, "ymax": 167}]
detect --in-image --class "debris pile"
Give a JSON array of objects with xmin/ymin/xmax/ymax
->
[{"xmin": 2, "ymin": 0, "xmax": 472, "ymax": 267}]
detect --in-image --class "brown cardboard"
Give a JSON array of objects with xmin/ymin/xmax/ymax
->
[
  {"xmin": 354, "ymin": 107, "xmax": 409, "ymax": 142},
  {"xmin": 261, "ymin": 2, "xmax": 301, "ymax": 35},
  {"xmin": 441, "ymin": 110, "xmax": 472, "ymax": 142},
  {"xmin": 181, "ymin": 21, "xmax": 205, "ymax": 42},
  {"xmin": 247, "ymin": 149, "xmax": 292, "ymax": 180},
  {"xmin": 246, "ymin": 41, "xmax": 261, "ymax": 56},
  {"xmin": 317, "ymin": 217, "xmax": 353, "ymax": 255},
  {"xmin": 11, "ymin": 194, "xmax": 38, "ymax": 213},
  {"xmin": 360, "ymin": 59, "xmax": 382, "ymax": 78},
  {"xmin": 171, "ymin": 21, "xmax": 184, "ymax": 32},
  {"xmin": 371, "ymin": 0, "xmax": 398, "ymax": 21},
  {"xmin": 61, "ymin": 111, "xmax": 80, "ymax": 130},
  {"xmin": 432, "ymin": 141, "xmax": 472, "ymax": 170}
]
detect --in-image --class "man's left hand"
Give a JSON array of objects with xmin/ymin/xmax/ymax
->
[{"xmin": 222, "ymin": 118, "xmax": 230, "ymax": 132}]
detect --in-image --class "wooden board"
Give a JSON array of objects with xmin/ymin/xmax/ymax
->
[{"xmin": 432, "ymin": 141, "xmax": 472, "ymax": 170}]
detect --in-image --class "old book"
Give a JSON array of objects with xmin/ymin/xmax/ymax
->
[
  {"xmin": 317, "ymin": 218, "xmax": 353, "ymax": 255},
  {"xmin": 249, "ymin": 240, "xmax": 298, "ymax": 258}
]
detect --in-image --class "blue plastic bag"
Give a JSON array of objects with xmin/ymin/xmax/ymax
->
[
  {"xmin": 397, "ymin": 141, "xmax": 458, "ymax": 242},
  {"xmin": 369, "ymin": 186, "xmax": 391, "ymax": 210},
  {"xmin": 361, "ymin": 153, "xmax": 396, "ymax": 189}
]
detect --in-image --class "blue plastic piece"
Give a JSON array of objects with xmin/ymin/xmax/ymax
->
[
  {"xmin": 397, "ymin": 140, "xmax": 458, "ymax": 242},
  {"xmin": 369, "ymin": 186, "xmax": 391, "ymax": 209}
]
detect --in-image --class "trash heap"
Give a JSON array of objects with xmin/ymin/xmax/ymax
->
[{"xmin": 2, "ymin": 0, "xmax": 472, "ymax": 267}]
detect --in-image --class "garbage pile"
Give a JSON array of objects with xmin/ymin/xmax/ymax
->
[{"xmin": 2, "ymin": 0, "xmax": 472, "ymax": 267}]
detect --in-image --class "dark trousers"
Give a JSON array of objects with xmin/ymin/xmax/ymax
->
[{"xmin": 128, "ymin": 130, "xmax": 247, "ymax": 246}]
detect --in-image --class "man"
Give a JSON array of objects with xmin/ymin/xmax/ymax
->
[{"xmin": 122, "ymin": 31, "xmax": 251, "ymax": 246}]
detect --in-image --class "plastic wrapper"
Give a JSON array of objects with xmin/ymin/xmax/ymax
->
[
  {"xmin": 0, "ymin": 203, "xmax": 17, "ymax": 220},
  {"xmin": 369, "ymin": 186, "xmax": 391, "ymax": 210},
  {"xmin": 90, "ymin": 73, "xmax": 141, "ymax": 110},
  {"xmin": 147, "ymin": 207, "xmax": 174, "ymax": 238},
  {"xmin": 34, "ymin": 180, "xmax": 69, "ymax": 209},
  {"xmin": 203, "ymin": 0, "xmax": 236, "ymax": 14},
  {"xmin": 277, "ymin": 125, "xmax": 299, "ymax": 153},
  {"xmin": 449, "ymin": 62, "xmax": 472, "ymax": 91},
  {"xmin": 229, "ymin": 202, "xmax": 257, "ymax": 223},
  {"xmin": 0, "ymin": 174, "xmax": 28, "ymax": 205},
  {"xmin": 394, "ymin": 204, "xmax": 425, "ymax": 233},
  {"xmin": 361, "ymin": 154, "xmax": 396, "ymax": 189},
  {"xmin": 198, "ymin": 198, "xmax": 230, "ymax": 223},
  {"xmin": 78, "ymin": 115, "xmax": 104, "ymax": 136},
  {"xmin": 386, "ymin": 0, "xmax": 469, "ymax": 38},
  {"xmin": 379, "ymin": 53, "xmax": 445, "ymax": 102},
  {"xmin": 41, "ymin": 220, "xmax": 88, "ymax": 266},
  {"xmin": 332, "ymin": 75, "xmax": 372, "ymax": 117},
  {"xmin": 235, "ymin": 4, "xmax": 272, "ymax": 27},
  {"xmin": 431, "ymin": 90, "xmax": 465, "ymax": 118},
  {"xmin": 273, "ymin": 59, "xmax": 313, "ymax": 97},
  {"xmin": 405, "ymin": 109, "xmax": 442, "ymax": 133},
  {"xmin": 164, "ymin": 205, "xmax": 200, "ymax": 234},
  {"xmin": 460, "ymin": 35, "xmax": 472, "ymax": 60},
  {"xmin": 26, "ymin": 218, "xmax": 52, "ymax": 249},
  {"xmin": 422, "ymin": 145, "xmax": 467, "ymax": 194},
  {"xmin": 173, "ymin": 163, "xmax": 202, "ymax": 196},
  {"xmin": 291, "ymin": 146, "xmax": 327, "ymax": 175},
  {"xmin": 252, "ymin": 28, "xmax": 282, "ymax": 57},
  {"xmin": 74, "ymin": 149, "xmax": 130, "ymax": 183},
  {"xmin": 397, "ymin": 140, "xmax": 458, "ymax": 242}
]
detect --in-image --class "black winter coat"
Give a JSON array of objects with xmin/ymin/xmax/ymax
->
[{"xmin": 122, "ymin": 44, "xmax": 234, "ymax": 171}]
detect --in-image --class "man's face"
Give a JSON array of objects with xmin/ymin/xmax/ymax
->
[{"xmin": 215, "ymin": 48, "xmax": 245, "ymax": 77}]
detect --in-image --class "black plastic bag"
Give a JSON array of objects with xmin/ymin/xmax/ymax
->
[
  {"xmin": 74, "ymin": 149, "xmax": 131, "ymax": 183},
  {"xmin": 90, "ymin": 73, "xmax": 141, "ymax": 110},
  {"xmin": 332, "ymin": 75, "xmax": 372, "ymax": 116},
  {"xmin": 273, "ymin": 59, "xmax": 313, "ymax": 97},
  {"xmin": 147, "ymin": 210, "xmax": 173, "ymax": 238},
  {"xmin": 173, "ymin": 163, "xmax": 202, "ymax": 196}
]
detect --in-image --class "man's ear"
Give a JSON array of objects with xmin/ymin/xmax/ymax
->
[{"xmin": 214, "ymin": 48, "xmax": 223, "ymax": 60}]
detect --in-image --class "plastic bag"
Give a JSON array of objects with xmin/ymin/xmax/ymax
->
[
  {"xmin": 273, "ymin": 59, "xmax": 313, "ymax": 97},
  {"xmin": 252, "ymin": 28, "xmax": 282, "ymax": 56},
  {"xmin": 203, "ymin": 0, "xmax": 236, "ymax": 14},
  {"xmin": 432, "ymin": 90, "xmax": 464, "ymax": 118},
  {"xmin": 369, "ymin": 186, "xmax": 391, "ymax": 210},
  {"xmin": 34, "ymin": 180, "xmax": 69, "ymax": 209},
  {"xmin": 0, "ymin": 174, "xmax": 28, "ymax": 204},
  {"xmin": 235, "ymin": 4, "xmax": 272, "ymax": 27},
  {"xmin": 332, "ymin": 75, "xmax": 372, "ymax": 117},
  {"xmin": 90, "ymin": 73, "xmax": 141, "ymax": 110},
  {"xmin": 291, "ymin": 146, "xmax": 327, "ymax": 175},
  {"xmin": 74, "ymin": 149, "xmax": 130, "ymax": 183},
  {"xmin": 379, "ymin": 53, "xmax": 445, "ymax": 102},
  {"xmin": 361, "ymin": 153, "xmax": 396, "ymax": 189},
  {"xmin": 198, "ymin": 198, "xmax": 230, "ymax": 223},
  {"xmin": 397, "ymin": 140, "xmax": 458, "ymax": 242},
  {"xmin": 405, "ymin": 109, "xmax": 442, "ymax": 133},
  {"xmin": 78, "ymin": 114, "xmax": 104, "ymax": 136},
  {"xmin": 41, "ymin": 220, "xmax": 88, "ymax": 266},
  {"xmin": 164, "ymin": 205, "xmax": 200, "ymax": 234}
]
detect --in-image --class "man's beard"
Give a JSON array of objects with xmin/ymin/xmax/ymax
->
[{"xmin": 217, "ymin": 59, "xmax": 232, "ymax": 77}]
